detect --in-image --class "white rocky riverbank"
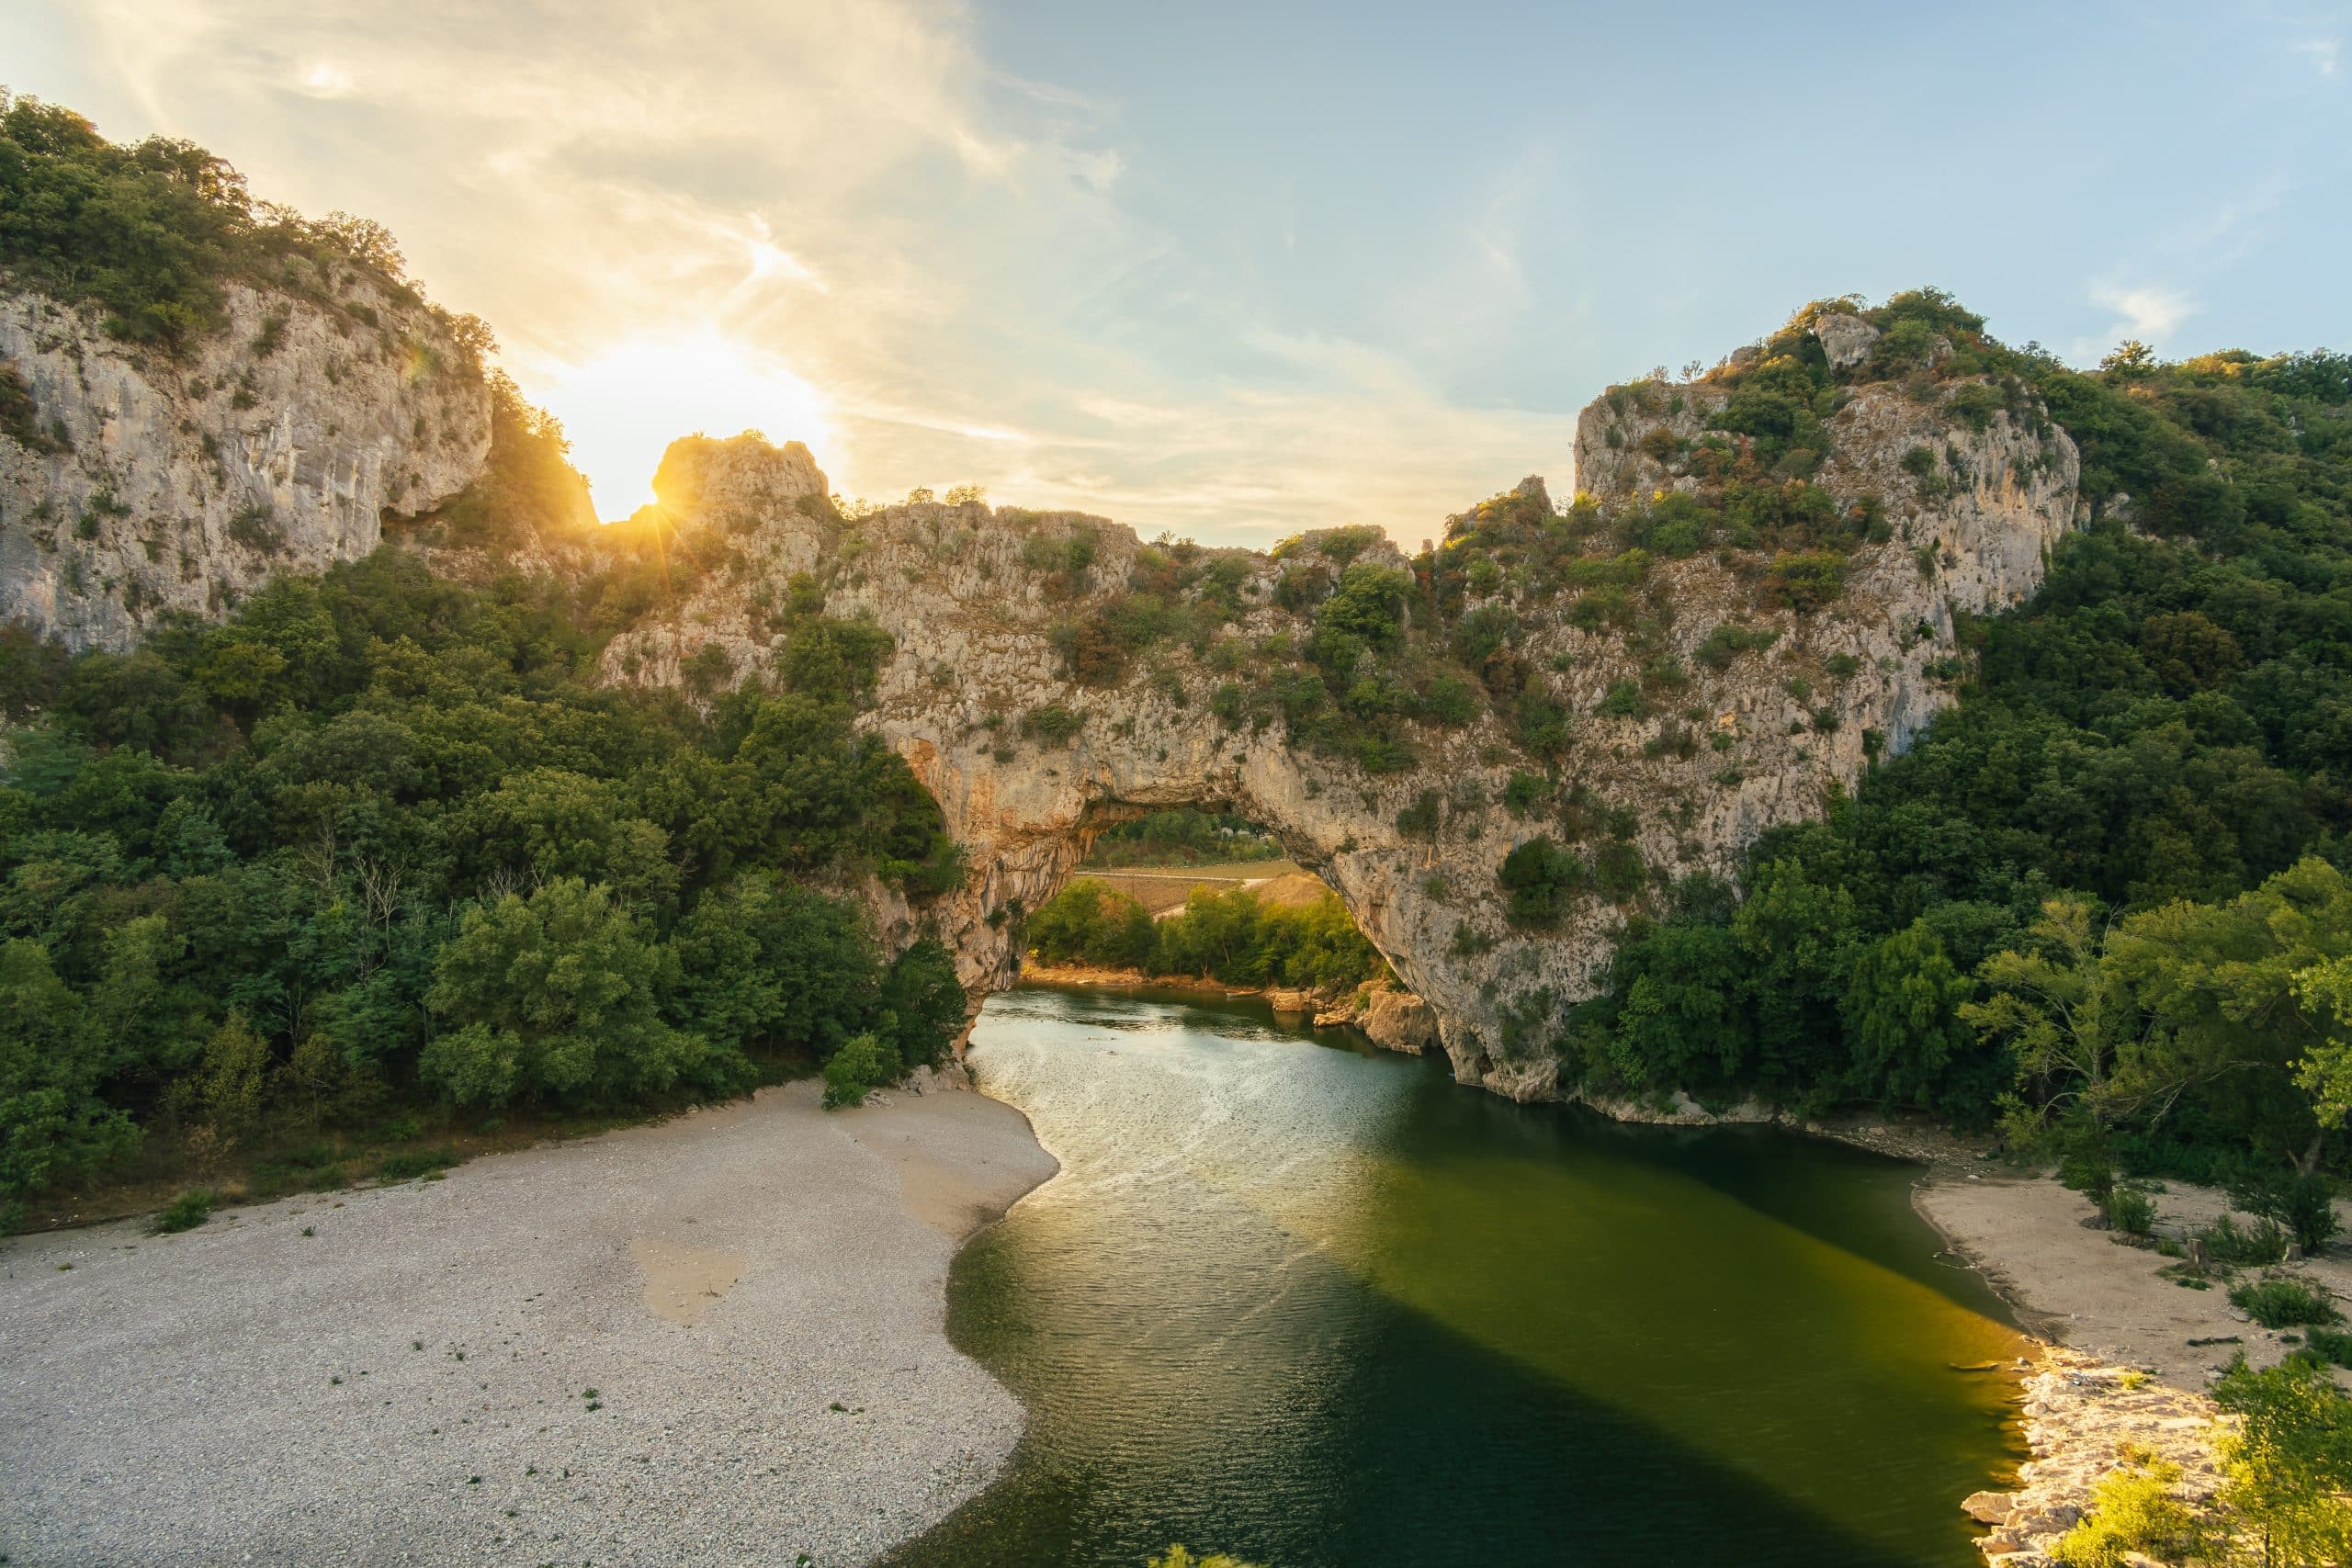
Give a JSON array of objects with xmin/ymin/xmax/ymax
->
[{"xmin": 0, "ymin": 1077, "xmax": 1057, "ymax": 1567}]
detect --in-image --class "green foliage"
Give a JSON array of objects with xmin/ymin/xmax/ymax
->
[
  {"xmin": 2213, "ymin": 1355, "xmax": 2352, "ymax": 1565},
  {"xmin": 777, "ymin": 615, "xmax": 893, "ymax": 704},
  {"xmin": 2232, "ymin": 1275, "xmax": 2341, "ymax": 1330},
  {"xmin": 2232, "ymin": 1170, "xmax": 2346, "ymax": 1257},
  {"xmin": 0, "ymin": 92, "xmax": 439, "ymax": 351},
  {"xmin": 2202, "ymin": 1213, "xmax": 2291, "ymax": 1268},
  {"xmin": 2104, "ymin": 1185, "xmax": 2156, "ymax": 1236},
  {"xmin": 150, "ymin": 1187, "xmax": 215, "ymax": 1234},
  {"xmin": 1498, "ymin": 837, "xmax": 1588, "ymax": 927},
  {"xmin": 1085, "ymin": 810, "xmax": 1281, "ymax": 868},
  {"xmin": 1022, "ymin": 703, "xmax": 1084, "ymax": 745},
  {"xmin": 1025, "ymin": 878, "xmax": 1383, "ymax": 993},
  {"xmin": 2049, "ymin": 1450, "xmax": 2194, "ymax": 1568},
  {"xmin": 821, "ymin": 1031, "xmax": 898, "ymax": 1110},
  {"xmin": 0, "ymin": 547, "xmax": 966, "ymax": 1220}
]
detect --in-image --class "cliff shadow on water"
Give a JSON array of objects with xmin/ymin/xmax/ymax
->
[{"xmin": 889, "ymin": 984, "xmax": 2029, "ymax": 1568}]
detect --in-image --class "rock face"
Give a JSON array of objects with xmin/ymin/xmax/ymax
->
[
  {"xmin": 1812, "ymin": 311, "xmax": 1882, "ymax": 371},
  {"xmin": 0, "ymin": 281, "xmax": 490, "ymax": 649},
  {"xmin": 604, "ymin": 345, "xmax": 2079, "ymax": 1102}
]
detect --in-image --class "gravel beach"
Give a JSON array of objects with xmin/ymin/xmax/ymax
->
[{"xmin": 0, "ymin": 1077, "xmax": 1058, "ymax": 1567}]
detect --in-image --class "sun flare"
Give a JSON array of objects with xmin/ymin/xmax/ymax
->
[{"xmin": 536, "ymin": 331, "xmax": 832, "ymax": 519}]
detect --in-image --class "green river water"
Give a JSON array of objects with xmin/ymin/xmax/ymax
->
[{"xmin": 889, "ymin": 983, "xmax": 2028, "ymax": 1568}]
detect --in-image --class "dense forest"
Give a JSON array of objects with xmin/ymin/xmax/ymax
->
[{"xmin": 0, "ymin": 490, "xmax": 967, "ymax": 1226}]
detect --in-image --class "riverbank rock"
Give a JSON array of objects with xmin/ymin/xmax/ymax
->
[
  {"xmin": 1965, "ymin": 1350, "xmax": 2222, "ymax": 1564},
  {"xmin": 1361, "ymin": 983, "xmax": 1439, "ymax": 1055}
]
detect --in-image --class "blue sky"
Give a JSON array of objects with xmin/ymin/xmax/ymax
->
[{"xmin": 4, "ymin": 1, "xmax": 2346, "ymax": 542}]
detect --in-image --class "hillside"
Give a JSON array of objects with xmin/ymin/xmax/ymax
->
[{"xmin": 1, "ymin": 98, "xmax": 2349, "ymax": 1223}]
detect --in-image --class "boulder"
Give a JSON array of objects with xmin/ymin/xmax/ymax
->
[
  {"xmin": 1812, "ymin": 311, "xmax": 1882, "ymax": 371},
  {"xmin": 1362, "ymin": 985, "xmax": 1439, "ymax": 1055},
  {"xmin": 1960, "ymin": 1491, "xmax": 2015, "ymax": 1525}
]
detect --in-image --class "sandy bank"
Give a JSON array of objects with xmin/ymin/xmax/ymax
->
[
  {"xmin": 1918, "ymin": 1171, "xmax": 2350, "ymax": 1561},
  {"xmin": 0, "ymin": 1077, "xmax": 1058, "ymax": 1568},
  {"xmin": 1917, "ymin": 1172, "xmax": 2347, "ymax": 1387}
]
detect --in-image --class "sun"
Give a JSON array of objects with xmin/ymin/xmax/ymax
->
[{"xmin": 536, "ymin": 331, "xmax": 833, "ymax": 519}]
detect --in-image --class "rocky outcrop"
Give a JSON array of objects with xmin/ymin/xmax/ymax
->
[
  {"xmin": 1358, "ymin": 982, "xmax": 1439, "ymax": 1055},
  {"xmin": 1964, "ymin": 1350, "xmax": 2222, "ymax": 1566},
  {"xmin": 0, "ymin": 281, "xmax": 490, "ymax": 649},
  {"xmin": 599, "ymin": 331, "xmax": 2079, "ymax": 1102},
  {"xmin": 1812, "ymin": 311, "xmax": 1882, "ymax": 371}
]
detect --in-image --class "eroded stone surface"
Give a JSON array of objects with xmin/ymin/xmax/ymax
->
[
  {"xmin": 602, "ymin": 362, "xmax": 2078, "ymax": 1102},
  {"xmin": 0, "ymin": 282, "xmax": 490, "ymax": 649}
]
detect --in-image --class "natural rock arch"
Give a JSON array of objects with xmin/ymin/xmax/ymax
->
[{"xmin": 605, "ymin": 326, "xmax": 2079, "ymax": 1103}]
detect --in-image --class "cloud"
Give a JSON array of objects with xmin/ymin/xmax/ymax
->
[
  {"xmin": 2297, "ymin": 36, "xmax": 2341, "ymax": 75},
  {"xmin": 2081, "ymin": 281, "xmax": 2199, "ymax": 356},
  {"xmin": 42, "ymin": 0, "xmax": 1568, "ymax": 545}
]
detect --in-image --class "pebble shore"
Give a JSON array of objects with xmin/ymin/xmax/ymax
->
[{"xmin": 0, "ymin": 1077, "xmax": 1057, "ymax": 1567}]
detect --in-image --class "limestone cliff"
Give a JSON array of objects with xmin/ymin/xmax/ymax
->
[
  {"xmin": 601, "ymin": 311, "xmax": 2079, "ymax": 1102},
  {"xmin": 0, "ymin": 280, "xmax": 490, "ymax": 649}
]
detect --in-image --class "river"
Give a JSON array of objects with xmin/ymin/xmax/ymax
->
[{"xmin": 888, "ymin": 983, "xmax": 2027, "ymax": 1568}]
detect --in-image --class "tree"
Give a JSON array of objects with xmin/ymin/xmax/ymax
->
[
  {"xmin": 422, "ymin": 879, "xmax": 709, "ymax": 1109},
  {"xmin": 2106, "ymin": 859, "xmax": 2352, "ymax": 1150},
  {"xmin": 821, "ymin": 1032, "xmax": 898, "ymax": 1110},
  {"xmin": 1962, "ymin": 896, "xmax": 2131, "ymax": 1127},
  {"xmin": 0, "ymin": 939, "xmax": 135, "ymax": 1213},
  {"xmin": 2213, "ymin": 1356, "xmax": 2352, "ymax": 1566},
  {"xmin": 1498, "ymin": 837, "xmax": 1589, "ymax": 927},
  {"xmin": 1841, "ymin": 920, "xmax": 1975, "ymax": 1110}
]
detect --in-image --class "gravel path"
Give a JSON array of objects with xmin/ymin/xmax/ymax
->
[{"xmin": 0, "ymin": 1078, "xmax": 1058, "ymax": 1567}]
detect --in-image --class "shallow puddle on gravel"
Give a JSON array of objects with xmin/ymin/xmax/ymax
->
[{"xmin": 630, "ymin": 1237, "xmax": 746, "ymax": 1325}]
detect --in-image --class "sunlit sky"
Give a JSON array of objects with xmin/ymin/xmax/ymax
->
[{"xmin": 5, "ymin": 3, "xmax": 2348, "ymax": 539}]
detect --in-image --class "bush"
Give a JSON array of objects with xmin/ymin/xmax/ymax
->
[
  {"xmin": 2049, "ymin": 1451, "xmax": 2193, "ymax": 1568},
  {"xmin": 151, "ymin": 1189, "xmax": 217, "ymax": 1234},
  {"xmin": 2202, "ymin": 1213, "xmax": 2290, "ymax": 1268},
  {"xmin": 1763, "ymin": 551, "xmax": 1847, "ymax": 611},
  {"xmin": 2232, "ymin": 1274, "xmax": 2342, "ymax": 1330},
  {"xmin": 1498, "ymin": 836, "xmax": 1589, "ymax": 927},
  {"xmin": 2105, "ymin": 1186, "xmax": 2156, "ymax": 1236},
  {"xmin": 2232, "ymin": 1171, "xmax": 2341, "ymax": 1256},
  {"xmin": 1022, "ymin": 703, "xmax": 1084, "ymax": 745},
  {"xmin": 2302, "ymin": 1325, "xmax": 2352, "ymax": 1370},
  {"xmin": 822, "ymin": 1032, "xmax": 899, "ymax": 1110}
]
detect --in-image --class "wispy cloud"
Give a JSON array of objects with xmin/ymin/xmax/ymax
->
[
  {"xmin": 2090, "ymin": 281, "xmax": 2198, "ymax": 342},
  {"xmin": 41, "ymin": 0, "xmax": 1566, "ymax": 545},
  {"xmin": 2296, "ymin": 35, "xmax": 2341, "ymax": 75}
]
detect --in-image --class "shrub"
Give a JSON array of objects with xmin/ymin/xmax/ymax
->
[
  {"xmin": 2231, "ymin": 1170, "xmax": 2341, "ymax": 1256},
  {"xmin": 1395, "ymin": 790, "xmax": 1441, "ymax": 840},
  {"xmin": 1763, "ymin": 551, "xmax": 1846, "ymax": 611},
  {"xmin": 822, "ymin": 1032, "xmax": 899, "ymax": 1110},
  {"xmin": 1022, "ymin": 703, "xmax": 1084, "ymax": 745},
  {"xmin": 2049, "ymin": 1451, "xmax": 2193, "ymax": 1568},
  {"xmin": 2202, "ymin": 1213, "xmax": 2291, "ymax": 1268},
  {"xmin": 227, "ymin": 502, "xmax": 284, "ymax": 553},
  {"xmin": 1596, "ymin": 679, "xmax": 1645, "ymax": 718},
  {"xmin": 2105, "ymin": 1186, "xmax": 2156, "ymax": 1236},
  {"xmin": 1498, "ymin": 836, "xmax": 1589, "ymax": 927},
  {"xmin": 2232, "ymin": 1274, "xmax": 2342, "ymax": 1330},
  {"xmin": 151, "ymin": 1189, "xmax": 217, "ymax": 1234}
]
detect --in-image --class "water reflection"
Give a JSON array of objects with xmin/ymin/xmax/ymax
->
[{"xmin": 888, "ymin": 985, "xmax": 2025, "ymax": 1568}]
